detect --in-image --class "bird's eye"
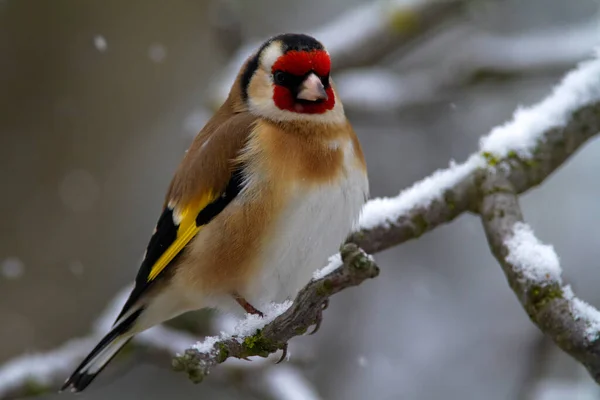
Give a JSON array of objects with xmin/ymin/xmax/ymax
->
[{"xmin": 273, "ymin": 71, "xmax": 287, "ymax": 86}]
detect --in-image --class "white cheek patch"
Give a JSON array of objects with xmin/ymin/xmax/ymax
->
[{"xmin": 260, "ymin": 42, "xmax": 283, "ymax": 72}]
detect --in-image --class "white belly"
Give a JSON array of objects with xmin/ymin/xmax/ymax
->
[{"xmin": 248, "ymin": 155, "xmax": 368, "ymax": 307}]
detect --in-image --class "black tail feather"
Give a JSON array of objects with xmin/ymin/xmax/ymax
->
[{"xmin": 60, "ymin": 309, "xmax": 142, "ymax": 393}]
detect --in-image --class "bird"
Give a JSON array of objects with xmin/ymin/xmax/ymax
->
[{"xmin": 61, "ymin": 33, "xmax": 369, "ymax": 393}]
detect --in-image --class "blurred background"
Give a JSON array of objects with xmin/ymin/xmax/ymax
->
[{"xmin": 1, "ymin": 0, "xmax": 600, "ymax": 399}]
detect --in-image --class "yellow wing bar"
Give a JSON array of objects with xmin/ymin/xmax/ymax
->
[{"xmin": 147, "ymin": 192, "xmax": 215, "ymax": 282}]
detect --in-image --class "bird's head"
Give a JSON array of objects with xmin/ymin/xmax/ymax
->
[{"xmin": 239, "ymin": 33, "xmax": 345, "ymax": 124}]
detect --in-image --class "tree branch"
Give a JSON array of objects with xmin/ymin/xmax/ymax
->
[
  {"xmin": 172, "ymin": 244, "xmax": 379, "ymax": 382},
  {"xmin": 349, "ymin": 101, "xmax": 600, "ymax": 254},
  {"xmin": 479, "ymin": 173, "xmax": 600, "ymax": 383}
]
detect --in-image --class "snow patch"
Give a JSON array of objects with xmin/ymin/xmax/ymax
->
[
  {"xmin": 358, "ymin": 155, "xmax": 483, "ymax": 230},
  {"xmin": 505, "ymin": 222, "xmax": 562, "ymax": 284},
  {"xmin": 190, "ymin": 336, "xmax": 220, "ymax": 355},
  {"xmin": 313, "ymin": 253, "xmax": 342, "ymax": 280},
  {"xmin": 192, "ymin": 301, "xmax": 292, "ymax": 354},
  {"xmin": 563, "ymin": 285, "xmax": 600, "ymax": 341},
  {"xmin": 480, "ymin": 54, "xmax": 600, "ymax": 158}
]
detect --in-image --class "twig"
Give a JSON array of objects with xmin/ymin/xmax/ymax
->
[{"xmin": 479, "ymin": 173, "xmax": 600, "ymax": 383}]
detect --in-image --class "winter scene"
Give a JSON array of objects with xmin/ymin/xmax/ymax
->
[{"xmin": 1, "ymin": 0, "xmax": 600, "ymax": 399}]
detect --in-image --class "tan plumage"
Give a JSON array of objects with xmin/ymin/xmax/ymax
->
[{"xmin": 62, "ymin": 33, "xmax": 368, "ymax": 392}]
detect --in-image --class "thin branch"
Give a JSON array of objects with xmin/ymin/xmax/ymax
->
[
  {"xmin": 172, "ymin": 245, "xmax": 379, "ymax": 382},
  {"xmin": 478, "ymin": 173, "xmax": 600, "ymax": 383}
]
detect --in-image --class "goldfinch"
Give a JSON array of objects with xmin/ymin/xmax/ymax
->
[{"xmin": 61, "ymin": 33, "xmax": 369, "ymax": 392}]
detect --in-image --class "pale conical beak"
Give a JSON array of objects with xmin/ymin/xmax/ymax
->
[{"xmin": 296, "ymin": 73, "xmax": 328, "ymax": 102}]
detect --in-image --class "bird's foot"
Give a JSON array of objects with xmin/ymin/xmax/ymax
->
[{"xmin": 232, "ymin": 292, "xmax": 264, "ymax": 317}]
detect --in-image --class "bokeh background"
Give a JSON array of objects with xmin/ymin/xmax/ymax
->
[{"xmin": 1, "ymin": 0, "xmax": 600, "ymax": 399}]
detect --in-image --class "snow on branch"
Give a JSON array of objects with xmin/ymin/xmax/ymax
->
[
  {"xmin": 349, "ymin": 54, "xmax": 600, "ymax": 254},
  {"xmin": 208, "ymin": 0, "xmax": 467, "ymax": 107},
  {"xmin": 479, "ymin": 173, "xmax": 600, "ymax": 381},
  {"xmin": 173, "ymin": 245, "xmax": 379, "ymax": 382},
  {"xmin": 504, "ymin": 222, "xmax": 562, "ymax": 284}
]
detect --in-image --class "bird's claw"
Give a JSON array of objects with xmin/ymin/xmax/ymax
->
[
  {"xmin": 309, "ymin": 299, "xmax": 329, "ymax": 335},
  {"xmin": 275, "ymin": 343, "xmax": 288, "ymax": 364}
]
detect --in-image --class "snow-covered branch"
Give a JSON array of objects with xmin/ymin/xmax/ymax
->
[
  {"xmin": 0, "ymin": 288, "xmax": 321, "ymax": 399},
  {"xmin": 479, "ymin": 174, "xmax": 600, "ymax": 382},
  {"xmin": 173, "ymin": 244, "xmax": 379, "ymax": 382},
  {"xmin": 180, "ymin": 54, "xmax": 600, "ymax": 382},
  {"xmin": 349, "ymin": 54, "xmax": 600, "ymax": 254}
]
